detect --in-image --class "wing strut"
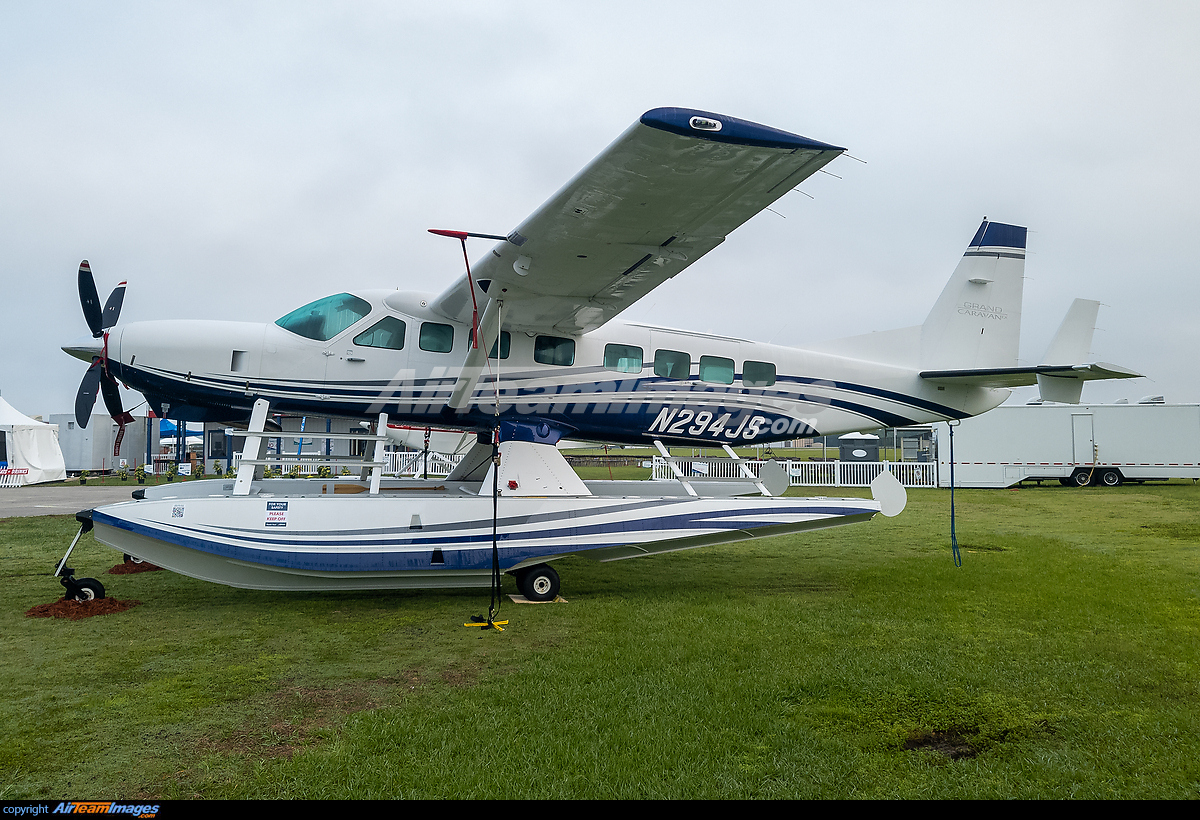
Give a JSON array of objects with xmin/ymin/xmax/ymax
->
[{"xmin": 429, "ymin": 229, "xmax": 506, "ymax": 415}]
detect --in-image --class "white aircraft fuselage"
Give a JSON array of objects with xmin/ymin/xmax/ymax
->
[{"xmin": 70, "ymin": 287, "xmax": 1001, "ymax": 446}]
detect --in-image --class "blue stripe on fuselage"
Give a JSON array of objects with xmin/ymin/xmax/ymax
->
[{"xmin": 115, "ymin": 360, "xmax": 966, "ymax": 440}]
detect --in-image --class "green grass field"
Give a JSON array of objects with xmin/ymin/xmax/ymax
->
[{"xmin": 2, "ymin": 482, "xmax": 1198, "ymax": 798}]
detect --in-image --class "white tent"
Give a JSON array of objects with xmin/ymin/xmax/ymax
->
[{"xmin": 0, "ymin": 396, "xmax": 67, "ymax": 486}]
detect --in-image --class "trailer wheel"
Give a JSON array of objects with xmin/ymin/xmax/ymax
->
[
  {"xmin": 1070, "ymin": 470, "xmax": 1093, "ymax": 487},
  {"xmin": 1099, "ymin": 469, "xmax": 1123, "ymax": 487},
  {"xmin": 122, "ymin": 554, "xmax": 144, "ymax": 564},
  {"xmin": 519, "ymin": 564, "xmax": 560, "ymax": 602}
]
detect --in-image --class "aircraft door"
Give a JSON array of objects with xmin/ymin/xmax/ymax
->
[{"xmin": 323, "ymin": 315, "xmax": 413, "ymax": 414}]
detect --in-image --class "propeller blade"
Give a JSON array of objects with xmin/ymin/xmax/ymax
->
[
  {"xmin": 101, "ymin": 282, "xmax": 126, "ymax": 330},
  {"xmin": 99, "ymin": 370, "xmax": 125, "ymax": 419},
  {"xmin": 76, "ymin": 360, "xmax": 102, "ymax": 427},
  {"xmin": 78, "ymin": 261, "xmax": 103, "ymax": 338}
]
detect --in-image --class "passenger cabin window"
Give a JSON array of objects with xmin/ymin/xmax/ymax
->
[
  {"xmin": 419, "ymin": 322, "xmax": 454, "ymax": 353},
  {"xmin": 469, "ymin": 328, "xmax": 510, "ymax": 359},
  {"xmin": 743, "ymin": 360, "xmax": 776, "ymax": 387},
  {"xmin": 354, "ymin": 317, "xmax": 406, "ymax": 350},
  {"xmin": 604, "ymin": 343, "xmax": 643, "ymax": 373},
  {"xmin": 699, "ymin": 355, "xmax": 735, "ymax": 385},
  {"xmin": 275, "ymin": 293, "xmax": 371, "ymax": 341},
  {"xmin": 534, "ymin": 335, "xmax": 575, "ymax": 366},
  {"xmin": 654, "ymin": 349, "xmax": 690, "ymax": 379},
  {"xmin": 490, "ymin": 331, "xmax": 511, "ymax": 360}
]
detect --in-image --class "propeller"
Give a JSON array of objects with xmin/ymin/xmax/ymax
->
[{"xmin": 73, "ymin": 261, "xmax": 133, "ymax": 429}]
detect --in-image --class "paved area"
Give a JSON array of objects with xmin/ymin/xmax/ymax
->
[{"xmin": 0, "ymin": 485, "xmax": 142, "ymax": 518}]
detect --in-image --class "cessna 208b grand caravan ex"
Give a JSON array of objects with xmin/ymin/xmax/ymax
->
[{"xmin": 59, "ymin": 107, "xmax": 1140, "ymax": 599}]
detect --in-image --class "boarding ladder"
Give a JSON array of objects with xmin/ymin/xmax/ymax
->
[{"xmin": 232, "ymin": 398, "xmax": 389, "ymax": 496}]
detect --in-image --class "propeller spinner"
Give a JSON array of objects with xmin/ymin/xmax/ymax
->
[{"xmin": 71, "ymin": 261, "xmax": 133, "ymax": 428}]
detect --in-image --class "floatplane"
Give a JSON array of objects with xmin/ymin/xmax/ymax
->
[{"xmin": 59, "ymin": 107, "xmax": 1139, "ymax": 602}]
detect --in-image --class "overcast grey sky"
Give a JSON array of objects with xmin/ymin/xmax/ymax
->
[{"xmin": 2, "ymin": 1, "xmax": 1197, "ymax": 419}]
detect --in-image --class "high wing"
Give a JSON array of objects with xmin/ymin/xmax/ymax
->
[{"xmin": 429, "ymin": 107, "xmax": 844, "ymax": 335}]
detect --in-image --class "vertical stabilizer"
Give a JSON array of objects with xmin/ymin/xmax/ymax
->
[
  {"xmin": 1041, "ymin": 298, "xmax": 1100, "ymax": 364},
  {"xmin": 919, "ymin": 219, "xmax": 1026, "ymax": 370},
  {"xmin": 1037, "ymin": 298, "xmax": 1102, "ymax": 403}
]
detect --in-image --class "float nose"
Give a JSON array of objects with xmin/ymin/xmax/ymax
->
[{"xmin": 62, "ymin": 334, "xmax": 104, "ymax": 362}]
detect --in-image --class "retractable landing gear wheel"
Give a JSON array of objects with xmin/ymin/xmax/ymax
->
[
  {"xmin": 68, "ymin": 578, "xmax": 106, "ymax": 602},
  {"xmin": 1100, "ymin": 470, "xmax": 1123, "ymax": 487},
  {"xmin": 1071, "ymin": 470, "xmax": 1093, "ymax": 487},
  {"xmin": 519, "ymin": 564, "xmax": 560, "ymax": 602}
]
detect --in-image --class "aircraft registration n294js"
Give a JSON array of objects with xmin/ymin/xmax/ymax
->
[{"xmin": 58, "ymin": 107, "xmax": 1140, "ymax": 601}]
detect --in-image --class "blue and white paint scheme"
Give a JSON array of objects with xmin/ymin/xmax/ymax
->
[
  {"xmin": 86, "ymin": 449, "xmax": 897, "ymax": 593},
  {"xmin": 62, "ymin": 107, "xmax": 1140, "ymax": 596}
]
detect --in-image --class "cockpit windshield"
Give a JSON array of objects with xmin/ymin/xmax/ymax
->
[{"xmin": 275, "ymin": 293, "xmax": 371, "ymax": 341}]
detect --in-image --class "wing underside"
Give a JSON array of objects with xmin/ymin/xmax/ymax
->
[{"xmin": 430, "ymin": 108, "xmax": 844, "ymax": 335}]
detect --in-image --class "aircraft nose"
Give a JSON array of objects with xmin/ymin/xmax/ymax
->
[{"xmin": 62, "ymin": 334, "xmax": 103, "ymax": 362}]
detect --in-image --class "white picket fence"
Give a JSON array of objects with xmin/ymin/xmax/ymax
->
[
  {"xmin": 385, "ymin": 450, "xmax": 465, "ymax": 477},
  {"xmin": 651, "ymin": 457, "xmax": 937, "ymax": 488}
]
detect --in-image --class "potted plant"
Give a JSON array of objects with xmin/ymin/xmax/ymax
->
[
  {"xmin": 166, "ymin": 462, "xmax": 177, "ymax": 483},
  {"xmin": 135, "ymin": 464, "xmax": 146, "ymax": 484},
  {"xmin": 79, "ymin": 469, "xmax": 89, "ymax": 485},
  {"xmin": 118, "ymin": 466, "xmax": 129, "ymax": 482},
  {"xmin": 194, "ymin": 461, "xmax": 205, "ymax": 480},
  {"xmin": 212, "ymin": 460, "xmax": 223, "ymax": 477},
  {"xmin": 317, "ymin": 464, "xmax": 332, "ymax": 478}
]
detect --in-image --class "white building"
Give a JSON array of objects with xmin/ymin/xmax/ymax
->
[{"xmin": 50, "ymin": 413, "xmax": 157, "ymax": 474}]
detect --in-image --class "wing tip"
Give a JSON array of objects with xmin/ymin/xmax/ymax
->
[{"xmin": 640, "ymin": 107, "xmax": 845, "ymax": 152}]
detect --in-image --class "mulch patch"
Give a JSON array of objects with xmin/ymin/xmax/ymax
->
[
  {"xmin": 25, "ymin": 598, "xmax": 143, "ymax": 620},
  {"xmin": 109, "ymin": 561, "xmax": 163, "ymax": 574}
]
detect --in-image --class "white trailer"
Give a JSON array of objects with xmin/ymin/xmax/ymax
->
[{"xmin": 934, "ymin": 403, "xmax": 1200, "ymax": 488}]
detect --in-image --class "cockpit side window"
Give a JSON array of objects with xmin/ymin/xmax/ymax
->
[
  {"xmin": 354, "ymin": 317, "xmax": 406, "ymax": 350},
  {"xmin": 275, "ymin": 293, "xmax": 371, "ymax": 341}
]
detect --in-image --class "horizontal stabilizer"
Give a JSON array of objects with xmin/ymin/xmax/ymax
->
[{"xmin": 920, "ymin": 361, "xmax": 1142, "ymax": 389}]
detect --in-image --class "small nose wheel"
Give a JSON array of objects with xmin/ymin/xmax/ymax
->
[{"xmin": 59, "ymin": 568, "xmax": 106, "ymax": 602}]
